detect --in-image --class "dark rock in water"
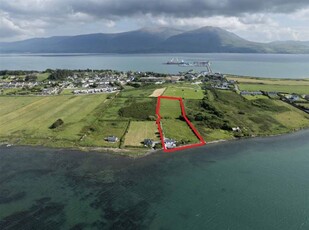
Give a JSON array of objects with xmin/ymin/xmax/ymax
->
[
  {"xmin": 0, "ymin": 198, "xmax": 65, "ymax": 230},
  {"xmin": 0, "ymin": 191, "xmax": 26, "ymax": 204},
  {"xmin": 70, "ymin": 223, "xmax": 87, "ymax": 230}
]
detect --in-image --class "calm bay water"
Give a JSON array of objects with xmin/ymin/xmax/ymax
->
[
  {"xmin": 1, "ymin": 53, "xmax": 309, "ymax": 78},
  {"xmin": 1, "ymin": 129, "xmax": 309, "ymax": 229}
]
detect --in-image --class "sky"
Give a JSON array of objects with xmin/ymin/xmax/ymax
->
[{"xmin": 0, "ymin": 0, "xmax": 309, "ymax": 42}]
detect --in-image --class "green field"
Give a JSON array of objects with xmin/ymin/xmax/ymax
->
[
  {"xmin": 186, "ymin": 90, "xmax": 309, "ymax": 141},
  {"xmin": 124, "ymin": 121, "xmax": 159, "ymax": 147},
  {"xmin": 36, "ymin": 72, "xmax": 50, "ymax": 81},
  {"xmin": 99, "ymin": 97, "xmax": 128, "ymax": 120},
  {"xmin": 1, "ymin": 81, "xmax": 308, "ymax": 154},
  {"xmin": 81, "ymin": 121, "xmax": 129, "ymax": 147},
  {"xmin": 0, "ymin": 94, "xmax": 107, "ymax": 145},
  {"xmin": 101, "ymin": 97, "xmax": 156, "ymax": 120},
  {"xmin": 227, "ymin": 75, "xmax": 309, "ymax": 86},
  {"xmin": 161, "ymin": 119, "xmax": 200, "ymax": 144},
  {"xmin": 242, "ymin": 95, "xmax": 269, "ymax": 100},
  {"xmin": 163, "ymin": 86, "xmax": 204, "ymax": 99},
  {"xmin": 119, "ymin": 85, "xmax": 161, "ymax": 98},
  {"xmin": 60, "ymin": 89, "xmax": 74, "ymax": 95},
  {"xmin": 159, "ymin": 99, "xmax": 182, "ymax": 118},
  {"xmin": 238, "ymin": 83, "xmax": 309, "ymax": 94},
  {"xmin": 296, "ymin": 103, "xmax": 309, "ymax": 109},
  {"xmin": 159, "ymin": 97, "xmax": 201, "ymax": 145}
]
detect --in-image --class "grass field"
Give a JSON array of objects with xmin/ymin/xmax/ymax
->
[
  {"xmin": 161, "ymin": 119, "xmax": 200, "ymax": 144},
  {"xmin": 119, "ymin": 86, "xmax": 161, "ymax": 98},
  {"xmin": 163, "ymin": 86, "xmax": 204, "ymax": 99},
  {"xmin": 227, "ymin": 75, "xmax": 309, "ymax": 86},
  {"xmin": 272, "ymin": 100, "xmax": 309, "ymax": 129},
  {"xmin": 149, "ymin": 88, "xmax": 166, "ymax": 97},
  {"xmin": 159, "ymin": 99, "xmax": 182, "ymax": 118},
  {"xmin": 296, "ymin": 103, "xmax": 309, "ymax": 109},
  {"xmin": 36, "ymin": 72, "xmax": 50, "ymax": 81},
  {"xmin": 238, "ymin": 83, "xmax": 309, "ymax": 94},
  {"xmin": 242, "ymin": 95, "xmax": 269, "ymax": 100},
  {"xmin": 0, "ymin": 94, "xmax": 107, "ymax": 143},
  {"xmin": 199, "ymin": 128, "xmax": 234, "ymax": 142},
  {"xmin": 158, "ymin": 96, "xmax": 201, "ymax": 145},
  {"xmin": 1, "ymin": 82, "xmax": 308, "ymax": 154},
  {"xmin": 186, "ymin": 90, "xmax": 309, "ymax": 140},
  {"xmin": 124, "ymin": 121, "xmax": 159, "ymax": 147},
  {"xmin": 101, "ymin": 97, "xmax": 155, "ymax": 120},
  {"xmin": 81, "ymin": 121, "xmax": 129, "ymax": 147},
  {"xmin": 100, "ymin": 97, "xmax": 130, "ymax": 120},
  {"xmin": 60, "ymin": 89, "xmax": 73, "ymax": 95}
]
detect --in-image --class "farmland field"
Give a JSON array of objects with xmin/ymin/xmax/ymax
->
[
  {"xmin": 161, "ymin": 119, "xmax": 200, "ymax": 144},
  {"xmin": 296, "ymin": 103, "xmax": 309, "ymax": 109},
  {"xmin": 226, "ymin": 75, "xmax": 309, "ymax": 86},
  {"xmin": 163, "ymin": 86, "xmax": 204, "ymax": 99},
  {"xmin": 124, "ymin": 121, "xmax": 159, "ymax": 147},
  {"xmin": 119, "ymin": 86, "xmax": 161, "ymax": 98},
  {"xmin": 149, "ymin": 88, "xmax": 166, "ymax": 97},
  {"xmin": 81, "ymin": 121, "xmax": 129, "ymax": 147},
  {"xmin": 238, "ymin": 83, "xmax": 309, "ymax": 94},
  {"xmin": 0, "ymin": 94, "xmax": 107, "ymax": 142},
  {"xmin": 242, "ymin": 95, "xmax": 269, "ymax": 100},
  {"xmin": 158, "ymin": 96, "xmax": 201, "ymax": 145},
  {"xmin": 101, "ymin": 97, "xmax": 130, "ymax": 120},
  {"xmin": 159, "ymin": 98, "xmax": 182, "ymax": 118}
]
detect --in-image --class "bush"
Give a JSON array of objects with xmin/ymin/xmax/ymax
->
[
  {"xmin": 49, "ymin": 119, "xmax": 64, "ymax": 129},
  {"xmin": 118, "ymin": 99, "xmax": 156, "ymax": 119}
]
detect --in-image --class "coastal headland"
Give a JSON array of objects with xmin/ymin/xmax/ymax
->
[{"xmin": 0, "ymin": 69, "xmax": 308, "ymax": 156}]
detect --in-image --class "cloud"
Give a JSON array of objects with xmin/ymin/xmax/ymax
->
[
  {"xmin": 0, "ymin": 12, "xmax": 24, "ymax": 38},
  {"xmin": 0, "ymin": 0, "xmax": 309, "ymax": 41},
  {"xmin": 2, "ymin": 0, "xmax": 309, "ymax": 19},
  {"xmin": 67, "ymin": 0, "xmax": 309, "ymax": 18}
]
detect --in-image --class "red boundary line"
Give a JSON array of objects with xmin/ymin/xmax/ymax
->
[{"xmin": 156, "ymin": 95, "xmax": 206, "ymax": 152}]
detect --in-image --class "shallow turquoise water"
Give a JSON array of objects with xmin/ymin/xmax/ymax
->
[
  {"xmin": 1, "ymin": 53, "xmax": 309, "ymax": 78},
  {"xmin": 1, "ymin": 130, "xmax": 309, "ymax": 229}
]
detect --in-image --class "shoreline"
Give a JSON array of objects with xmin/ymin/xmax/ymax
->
[{"xmin": 1, "ymin": 127, "xmax": 309, "ymax": 158}]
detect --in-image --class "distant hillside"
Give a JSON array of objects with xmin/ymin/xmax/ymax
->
[{"xmin": 1, "ymin": 26, "xmax": 309, "ymax": 54}]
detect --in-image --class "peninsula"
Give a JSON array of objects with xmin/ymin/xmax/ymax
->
[{"xmin": 1, "ymin": 69, "xmax": 308, "ymax": 156}]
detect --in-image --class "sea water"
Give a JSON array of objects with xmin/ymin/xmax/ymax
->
[
  {"xmin": 1, "ymin": 53, "xmax": 309, "ymax": 78},
  {"xmin": 1, "ymin": 129, "xmax": 309, "ymax": 229}
]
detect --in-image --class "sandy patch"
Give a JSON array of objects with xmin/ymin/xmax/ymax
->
[{"xmin": 149, "ymin": 88, "xmax": 166, "ymax": 97}]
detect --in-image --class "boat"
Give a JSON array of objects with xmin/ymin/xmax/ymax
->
[{"xmin": 165, "ymin": 58, "xmax": 185, "ymax": 65}]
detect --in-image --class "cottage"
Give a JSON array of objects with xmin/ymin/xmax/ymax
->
[
  {"xmin": 286, "ymin": 94, "xmax": 299, "ymax": 102},
  {"xmin": 232, "ymin": 127, "xmax": 241, "ymax": 132},
  {"xmin": 144, "ymin": 139, "xmax": 153, "ymax": 147},
  {"xmin": 105, "ymin": 136, "xmax": 118, "ymax": 142}
]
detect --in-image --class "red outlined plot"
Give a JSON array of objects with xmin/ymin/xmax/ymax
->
[{"xmin": 156, "ymin": 96, "xmax": 206, "ymax": 152}]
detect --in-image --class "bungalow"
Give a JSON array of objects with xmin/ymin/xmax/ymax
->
[
  {"xmin": 144, "ymin": 139, "xmax": 153, "ymax": 147},
  {"xmin": 286, "ymin": 94, "xmax": 299, "ymax": 102},
  {"xmin": 105, "ymin": 136, "xmax": 118, "ymax": 142},
  {"xmin": 267, "ymin": 92, "xmax": 278, "ymax": 96},
  {"xmin": 232, "ymin": 127, "xmax": 241, "ymax": 132},
  {"xmin": 164, "ymin": 138, "xmax": 176, "ymax": 149},
  {"xmin": 240, "ymin": 91, "xmax": 263, "ymax": 96}
]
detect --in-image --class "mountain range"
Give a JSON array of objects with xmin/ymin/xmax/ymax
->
[{"xmin": 1, "ymin": 26, "xmax": 309, "ymax": 54}]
